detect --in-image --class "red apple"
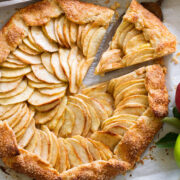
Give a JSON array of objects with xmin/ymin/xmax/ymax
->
[{"xmin": 175, "ymin": 83, "xmax": 180, "ymax": 112}]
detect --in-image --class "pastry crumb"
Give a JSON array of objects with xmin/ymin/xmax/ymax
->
[
  {"xmin": 171, "ymin": 52, "xmax": 180, "ymax": 64},
  {"xmin": 110, "ymin": 2, "xmax": 121, "ymax": 10},
  {"xmin": 104, "ymin": 0, "xmax": 110, "ymax": 4}
]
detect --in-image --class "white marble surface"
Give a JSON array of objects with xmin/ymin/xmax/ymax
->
[{"xmin": 0, "ymin": 0, "xmax": 180, "ymax": 179}]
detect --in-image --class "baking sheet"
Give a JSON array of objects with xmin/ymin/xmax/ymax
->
[{"xmin": 0, "ymin": 0, "xmax": 180, "ymax": 179}]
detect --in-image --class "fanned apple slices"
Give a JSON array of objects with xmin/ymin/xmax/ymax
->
[
  {"xmin": 91, "ymin": 68, "xmax": 150, "ymax": 155},
  {"xmin": 3, "ymin": 12, "xmax": 108, "ymax": 95},
  {"xmin": 95, "ymin": 0, "xmax": 176, "ymax": 75}
]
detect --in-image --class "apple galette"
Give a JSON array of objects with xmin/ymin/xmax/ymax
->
[
  {"xmin": 95, "ymin": 0, "xmax": 176, "ymax": 75},
  {"xmin": 0, "ymin": 0, "xmax": 170, "ymax": 180}
]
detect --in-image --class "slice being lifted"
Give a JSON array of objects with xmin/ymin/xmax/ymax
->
[{"xmin": 96, "ymin": 0, "xmax": 176, "ymax": 75}]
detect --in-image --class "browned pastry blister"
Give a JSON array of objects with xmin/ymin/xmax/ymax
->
[{"xmin": 0, "ymin": 0, "xmax": 171, "ymax": 179}]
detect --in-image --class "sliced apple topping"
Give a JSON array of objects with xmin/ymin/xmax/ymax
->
[
  {"xmin": 13, "ymin": 49, "xmax": 41, "ymax": 65},
  {"xmin": 31, "ymin": 26, "xmax": 58, "ymax": 52}
]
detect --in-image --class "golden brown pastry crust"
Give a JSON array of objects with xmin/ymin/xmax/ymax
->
[
  {"xmin": 57, "ymin": 0, "xmax": 114, "ymax": 26},
  {"xmin": 0, "ymin": 0, "xmax": 114, "ymax": 64},
  {"xmin": 0, "ymin": 121, "xmax": 19, "ymax": 158},
  {"xmin": 145, "ymin": 64, "xmax": 169, "ymax": 117},
  {"xmin": 3, "ymin": 149, "xmax": 60, "ymax": 180},
  {"xmin": 124, "ymin": 0, "xmax": 176, "ymax": 57},
  {"xmin": 59, "ymin": 159, "xmax": 131, "ymax": 180}
]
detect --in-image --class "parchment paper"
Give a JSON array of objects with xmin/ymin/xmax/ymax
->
[{"xmin": 0, "ymin": 0, "xmax": 180, "ymax": 179}]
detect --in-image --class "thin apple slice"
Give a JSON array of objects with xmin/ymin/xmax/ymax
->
[
  {"xmin": 28, "ymin": 90, "xmax": 64, "ymax": 106},
  {"xmin": 1, "ymin": 66, "xmax": 31, "ymax": 78},
  {"xmin": 34, "ymin": 102, "xmax": 60, "ymax": 124},
  {"xmin": 34, "ymin": 100, "xmax": 60, "ymax": 112},
  {"xmin": 31, "ymin": 26, "xmax": 58, "ymax": 52},
  {"xmin": 77, "ymin": 25, "xmax": 85, "ymax": 49},
  {"xmin": 0, "ymin": 78, "xmax": 22, "ymax": 93},
  {"xmin": 114, "ymin": 79, "xmax": 145, "ymax": 98},
  {"xmin": 117, "ymin": 95, "xmax": 148, "ymax": 107},
  {"xmin": 19, "ymin": 42, "xmax": 40, "ymax": 55},
  {"xmin": 87, "ymin": 138, "xmax": 107, "ymax": 160},
  {"xmin": 87, "ymin": 27, "xmax": 106, "ymax": 59},
  {"xmin": 23, "ymin": 38, "xmax": 42, "ymax": 53},
  {"xmin": 28, "ymin": 80, "xmax": 64, "ymax": 89},
  {"xmin": 73, "ymin": 135, "xmax": 93, "ymax": 162},
  {"xmin": 67, "ymin": 138, "xmax": 90, "ymax": 163},
  {"xmin": 69, "ymin": 22, "xmax": 78, "ymax": 44},
  {"xmin": 63, "ymin": 18, "xmax": 71, "ymax": 48},
  {"xmin": 25, "ymin": 128, "xmax": 38, "ymax": 153},
  {"xmin": 28, "ymin": 28, "xmax": 44, "ymax": 52},
  {"xmin": 76, "ymin": 95, "xmax": 100, "ymax": 132},
  {"xmin": 13, "ymin": 49, "xmax": 41, "ymax": 64},
  {"xmin": 0, "ymin": 85, "xmax": 34, "ymax": 105},
  {"xmin": 76, "ymin": 58, "xmax": 84, "ymax": 87},
  {"xmin": 39, "ymin": 129, "xmax": 49, "ymax": 162},
  {"xmin": 97, "ymin": 99, "xmax": 113, "ymax": 117},
  {"xmin": 89, "ymin": 138, "xmax": 113, "ymax": 160},
  {"xmin": 18, "ymin": 119, "xmax": 35, "ymax": 148},
  {"xmin": 53, "ymin": 115, "xmax": 64, "ymax": 137},
  {"xmin": 50, "ymin": 132, "xmax": 59, "ymax": 167},
  {"xmin": 41, "ymin": 52, "xmax": 54, "ymax": 74},
  {"xmin": 111, "ymin": 21, "xmax": 131, "ymax": 49},
  {"xmin": 80, "ymin": 82, "xmax": 108, "ymax": 95},
  {"xmin": 0, "ymin": 104, "xmax": 20, "ymax": 119},
  {"xmin": 114, "ymin": 103, "xmax": 147, "ymax": 116},
  {"xmin": 68, "ymin": 96, "xmax": 91, "ymax": 137},
  {"xmin": 15, "ymin": 107, "xmax": 35, "ymax": 137},
  {"xmin": 59, "ymin": 48, "xmax": 70, "ymax": 78},
  {"xmin": 123, "ymin": 28, "xmax": 140, "ymax": 50},
  {"xmin": 83, "ymin": 138, "xmax": 101, "ymax": 161},
  {"xmin": 118, "ymin": 24, "xmax": 134, "ymax": 48},
  {"xmin": 0, "ymin": 76, "xmax": 22, "ymax": 83},
  {"xmin": 26, "ymin": 72, "xmax": 42, "ymax": 83},
  {"xmin": 0, "ymin": 62, "xmax": 26, "ymax": 69},
  {"xmin": 33, "ymin": 129, "xmax": 42, "ymax": 156},
  {"xmin": 63, "ymin": 139, "xmax": 82, "ymax": 168},
  {"xmin": 43, "ymin": 19, "xmax": 57, "ymax": 42},
  {"xmin": 12, "ymin": 106, "xmax": 30, "ymax": 134},
  {"xmin": 57, "ymin": 16, "xmax": 69, "ymax": 48},
  {"xmin": 81, "ymin": 24, "xmax": 91, "ymax": 47},
  {"xmin": 124, "ymin": 46, "xmax": 154, "ymax": 66},
  {"xmin": 58, "ymin": 138, "xmax": 70, "ymax": 172},
  {"xmin": 68, "ymin": 102, "xmax": 85, "ymax": 136},
  {"xmin": 68, "ymin": 47, "xmax": 78, "ymax": 93},
  {"xmin": 51, "ymin": 52, "xmax": 67, "ymax": 82},
  {"xmin": 91, "ymin": 131, "xmax": 122, "ymax": 151},
  {"xmin": 76, "ymin": 94, "xmax": 108, "ymax": 123},
  {"xmin": 59, "ymin": 106, "xmax": 75, "ymax": 138},
  {"xmin": 10, "ymin": 103, "xmax": 27, "ymax": 129},
  {"xmin": 102, "ymin": 114, "xmax": 138, "ymax": 128},
  {"xmin": 103, "ymin": 120, "xmax": 136, "ymax": 136},
  {"xmin": 46, "ymin": 96, "xmax": 67, "ymax": 130},
  {"xmin": 82, "ymin": 26, "xmax": 98, "ymax": 56},
  {"xmin": 125, "ymin": 34, "xmax": 147, "ymax": 54},
  {"xmin": 32, "ymin": 64, "xmax": 61, "ymax": 84},
  {"xmin": 5, "ymin": 103, "xmax": 26, "ymax": 127},
  {"xmin": 115, "ymin": 83, "xmax": 147, "ymax": 106},
  {"xmin": 38, "ymin": 85, "xmax": 67, "ymax": 96},
  {"xmin": 54, "ymin": 18, "xmax": 63, "ymax": 46},
  {"xmin": 78, "ymin": 58, "xmax": 93, "ymax": 87},
  {"xmin": 54, "ymin": 136, "xmax": 61, "ymax": 171},
  {"xmin": 41, "ymin": 126, "xmax": 58, "ymax": 167},
  {"xmin": 95, "ymin": 49, "xmax": 123, "ymax": 74}
]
